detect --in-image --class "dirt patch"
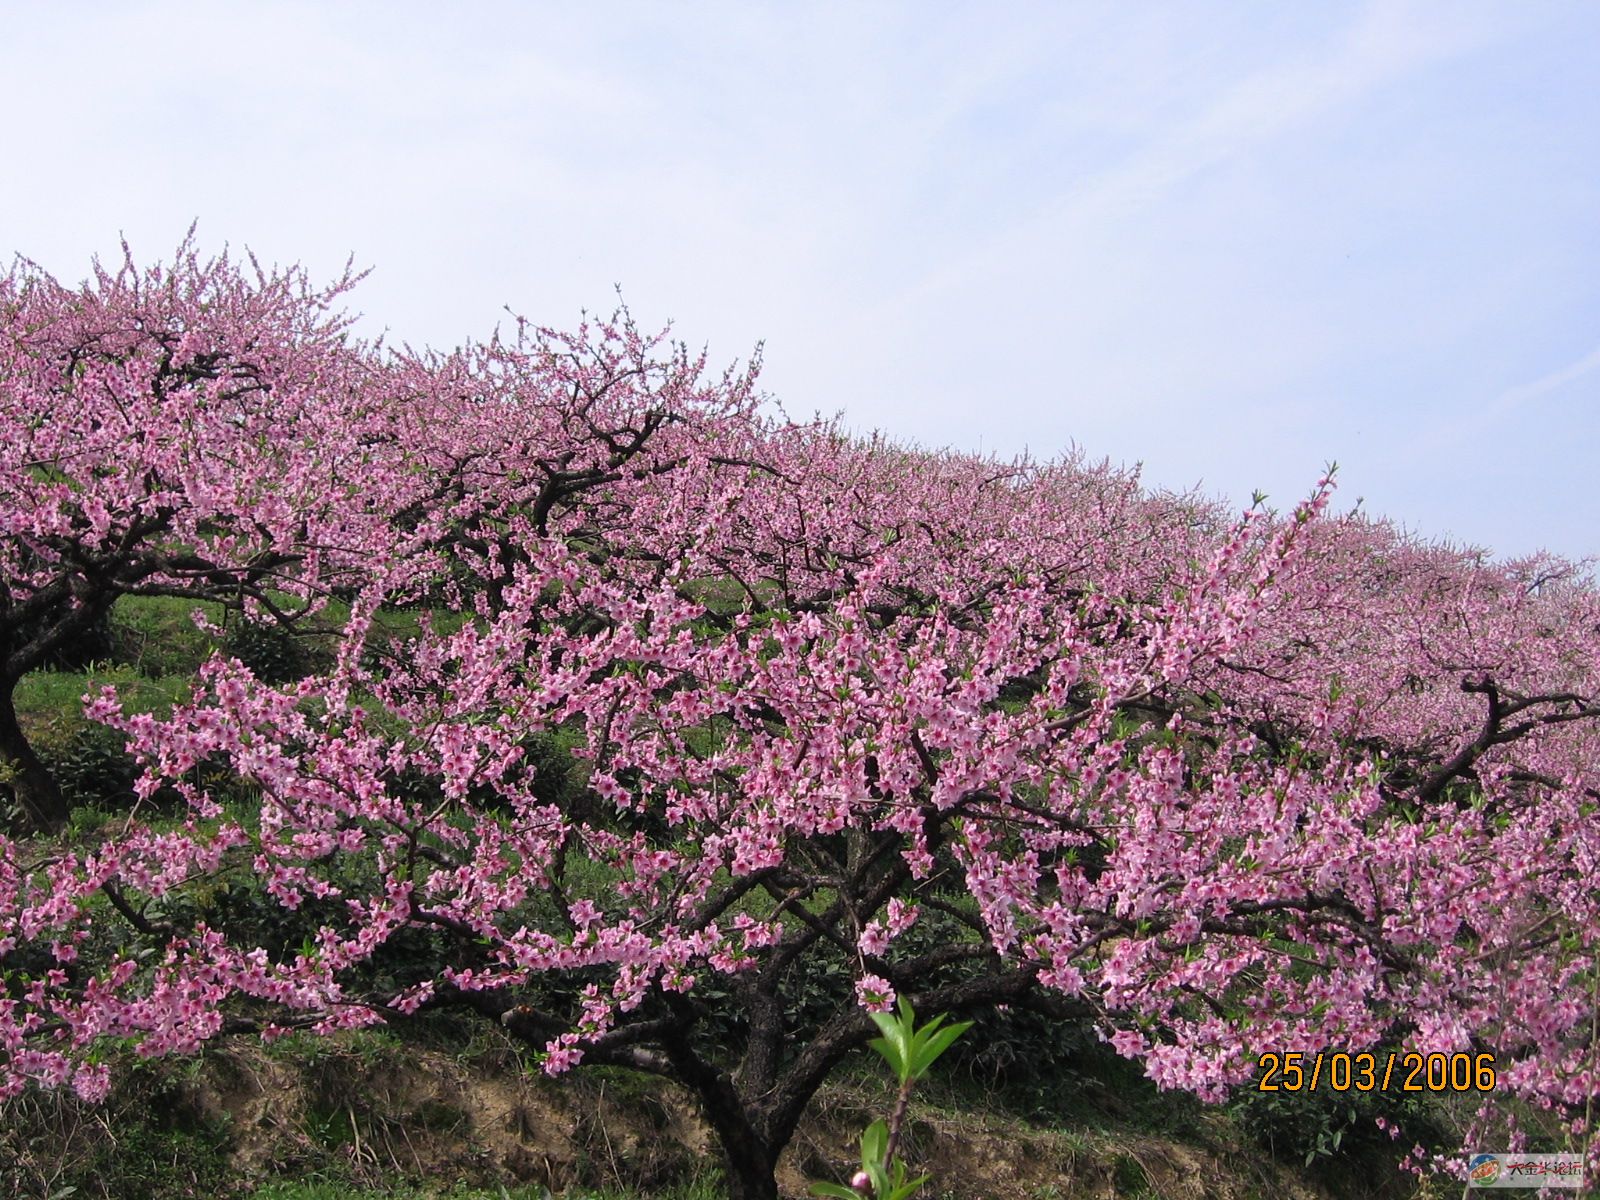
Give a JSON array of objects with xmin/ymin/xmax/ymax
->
[
  {"xmin": 786, "ymin": 1087, "xmax": 1349, "ymax": 1200},
  {"xmin": 184, "ymin": 1036, "xmax": 715, "ymax": 1194},
  {"xmin": 3, "ymin": 1031, "xmax": 1427, "ymax": 1199}
]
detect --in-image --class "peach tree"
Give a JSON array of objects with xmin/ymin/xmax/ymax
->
[{"xmin": 3, "ymin": 250, "xmax": 1599, "ymax": 1198}]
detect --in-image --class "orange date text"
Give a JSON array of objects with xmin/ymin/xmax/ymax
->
[{"xmin": 1256, "ymin": 1051, "xmax": 1496, "ymax": 1093}]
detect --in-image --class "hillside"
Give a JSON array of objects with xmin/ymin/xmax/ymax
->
[{"xmin": 3, "ymin": 249, "xmax": 1597, "ymax": 1199}]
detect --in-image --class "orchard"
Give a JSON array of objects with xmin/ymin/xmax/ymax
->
[{"xmin": 3, "ymin": 244, "xmax": 1599, "ymax": 1198}]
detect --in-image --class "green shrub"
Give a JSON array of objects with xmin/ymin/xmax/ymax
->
[
  {"xmin": 223, "ymin": 619, "xmax": 316, "ymax": 685},
  {"xmin": 1229, "ymin": 1062, "xmax": 1451, "ymax": 1168},
  {"xmin": 47, "ymin": 720, "xmax": 139, "ymax": 809}
]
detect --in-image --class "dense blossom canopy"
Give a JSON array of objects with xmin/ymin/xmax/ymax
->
[{"xmin": 1, "ymin": 247, "xmax": 1597, "ymax": 1195}]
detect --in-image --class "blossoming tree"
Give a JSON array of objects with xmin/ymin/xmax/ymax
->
[
  {"xmin": 0, "ymin": 240, "xmax": 431, "ymax": 832},
  {"xmin": 2, "ymin": 248, "xmax": 1599, "ymax": 1199}
]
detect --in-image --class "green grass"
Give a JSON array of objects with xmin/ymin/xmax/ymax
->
[
  {"xmin": 13, "ymin": 664, "xmax": 197, "ymax": 812},
  {"xmin": 109, "ymin": 594, "xmax": 229, "ymax": 676},
  {"xmin": 8, "ymin": 590, "xmax": 491, "ymax": 818},
  {"xmin": 105, "ymin": 593, "xmax": 477, "ymax": 680},
  {"xmin": 15, "ymin": 662, "xmax": 194, "ymax": 720}
]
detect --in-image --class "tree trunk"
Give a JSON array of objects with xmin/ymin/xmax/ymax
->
[
  {"xmin": 719, "ymin": 1128, "xmax": 780, "ymax": 1200},
  {"xmin": 662, "ymin": 1035, "xmax": 783, "ymax": 1200},
  {"xmin": 0, "ymin": 681, "xmax": 67, "ymax": 833}
]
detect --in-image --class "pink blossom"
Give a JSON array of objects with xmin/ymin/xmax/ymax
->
[{"xmin": 855, "ymin": 975, "xmax": 896, "ymax": 1013}]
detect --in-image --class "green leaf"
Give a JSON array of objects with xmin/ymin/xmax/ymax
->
[
  {"xmin": 887, "ymin": 1177, "xmax": 930, "ymax": 1200},
  {"xmin": 866, "ymin": 1157, "xmax": 890, "ymax": 1199},
  {"xmin": 861, "ymin": 1118, "xmax": 888, "ymax": 1167},
  {"xmin": 868, "ymin": 1002, "xmax": 914, "ymax": 1082},
  {"xmin": 867, "ymin": 1034, "xmax": 902, "ymax": 1079},
  {"xmin": 810, "ymin": 1185, "xmax": 860, "ymax": 1199},
  {"xmin": 909, "ymin": 1020, "xmax": 971, "ymax": 1080}
]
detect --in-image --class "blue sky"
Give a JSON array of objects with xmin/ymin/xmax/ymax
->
[{"xmin": 3, "ymin": 1, "xmax": 1596, "ymax": 561}]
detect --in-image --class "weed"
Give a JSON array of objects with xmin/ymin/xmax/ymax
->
[
  {"xmin": 1111, "ymin": 1151, "xmax": 1149, "ymax": 1194},
  {"xmin": 0, "ymin": 1055, "xmax": 233, "ymax": 1200}
]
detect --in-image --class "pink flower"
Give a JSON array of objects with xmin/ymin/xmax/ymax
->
[
  {"xmin": 72, "ymin": 1063, "xmax": 111, "ymax": 1104},
  {"xmin": 857, "ymin": 921, "xmax": 889, "ymax": 957},
  {"xmin": 543, "ymin": 1044, "xmax": 584, "ymax": 1075},
  {"xmin": 855, "ymin": 975, "xmax": 895, "ymax": 1013}
]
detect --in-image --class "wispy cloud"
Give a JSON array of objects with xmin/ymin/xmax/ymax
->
[
  {"xmin": 890, "ymin": 2, "xmax": 1513, "ymax": 310},
  {"xmin": 1487, "ymin": 344, "xmax": 1600, "ymax": 417}
]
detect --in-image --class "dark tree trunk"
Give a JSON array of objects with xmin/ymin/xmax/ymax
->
[
  {"xmin": 720, "ymin": 1130, "xmax": 781, "ymax": 1200},
  {"xmin": 662, "ymin": 1035, "xmax": 783, "ymax": 1200},
  {"xmin": 485, "ymin": 994, "xmax": 790, "ymax": 1199},
  {"xmin": 0, "ymin": 680, "xmax": 67, "ymax": 833}
]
